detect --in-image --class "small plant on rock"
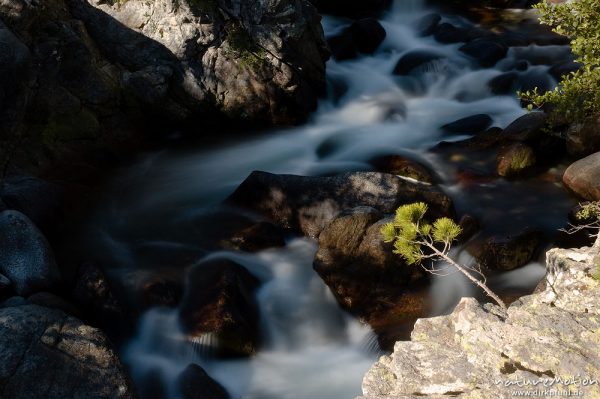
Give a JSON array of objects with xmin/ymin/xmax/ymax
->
[{"xmin": 382, "ymin": 202, "xmax": 507, "ymax": 311}]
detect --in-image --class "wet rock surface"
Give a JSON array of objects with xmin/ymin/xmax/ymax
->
[
  {"xmin": 358, "ymin": 242, "xmax": 600, "ymax": 398},
  {"xmin": 563, "ymin": 151, "xmax": 600, "ymax": 201},
  {"xmin": 468, "ymin": 229, "xmax": 544, "ymax": 271},
  {"xmin": 178, "ymin": 259, "xmax": 261, "ymax": 357}
]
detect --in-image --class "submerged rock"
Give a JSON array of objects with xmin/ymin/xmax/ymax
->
[
  {"xmin": 226, "ymin": 171, "xmax": 454, "ymax": 238},
  {"xmin": 468, "ymin": 229, "xmax": 544, "ymax": 271},
  {"xmin": 328, "ymin": 18, "xmax": 386, "ymax": 60},
  {"xmin": 496, "ymin": 142, "xmax": 536, "ymax": 178},
  {"xmin": 178, "ymin": 259, "xmax": 261, "ymax": 357},
  {"xmin": 176, "ymin": 364, "xmax": 230, "ymax": 399},
  {"xmin": 441, "ymin": 114, "xmax": 493, "ymax": 135},
  {"xmin": 563, "ymin": 151, "xmax": 600, "ymax": 201},
  {"xmin": 0, "ymin": 210, "xmax": 60, "ymax": 296},
  {"xmin": 358, "ymin": 242, "xmax": 600, "ymax": 398},
  {"xmin": 392, "ymin": 49, "xmax": 444, "ymax": 76},
  {"xmin": 460, "ymin": 38, "xmax": 508, "ymax": 67},
  {"xmin": 0, "ymin": 304, "xmax": 135, "ymax": 398},
  {"xmin": 369, "ymin": 154, "xmax": 436, "ymax": 183}
]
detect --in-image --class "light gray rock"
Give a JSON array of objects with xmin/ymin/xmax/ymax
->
[
  {"xmin": 0, "ymin": 304, "xmax": 135, "ymax": 398},
  {"xmin": 0, "ymin": 210, "xmax": 61, "ymax": 296},
  {"xmin": 357, "ymin": 242, "xmax": 600, "ymax": 399},
  {"xmin": 563, "ymin": 151, "xmax": 600, "ymax": 201}
]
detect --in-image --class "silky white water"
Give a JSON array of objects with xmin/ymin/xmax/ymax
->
[{"xmin": 78, "ymin": 0, "xmax": 577, "ymax": 398}]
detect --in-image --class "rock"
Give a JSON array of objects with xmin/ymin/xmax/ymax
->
[
  {"xmin": 139, "ymin": 277, "xmax": 181, "ymax": 310},
  {"xmin": 0, "ymin": 274, "xmax": 11, "ymax": 299},
  {"xmin": 178, "ymin": 259, "xmax": 261, "ymax": 357},
  {"xmin": 0, "ymin": 19, "xmax": 30, "ymax": 101},
  {"xmin": 468, "ymin": 229, "xmax": 544, "ymax": 271},
  {"xmin": 226, "ymin": 171, "xmax": 454, "ymax": 238},
  {"xmin": 368, "ymin": 155, "xmax": 436, "ymax": 183},
  {"xmin": 27, "ymin": 292, "xmax": 80, "ymax": 316},
  {"xmin": 549, "ymin": 60, "xmax": 582, "ymax": 81},
  {"xmin": 350, "ymin": 18, "xmax": 387, "ymax": 54},
  {"xmin": 221, "ymin": 221, "xmax": 286, "ymax": 252},
  {"xmin": 416, "ymin": 13, "xmax": 441, "ymax": 37},
  {"xmin": 176, "ymin": 364, "xmax": 230, "ymax": 399},
  {"xmin": 433, "ymin": 23, "xmax": 469, "ymax": 44},
  {"xmin": 328, "ymin": 18, "xmax": 386, "ymax": 60},
  {"xmin": 457, "ymin": 214, "xmax": 479, "ymax": 243},
  {"xmin": 563, "ymin": 151, "xmax": 600, "ymax": 201},
  {"xmin": 501, "ymin": 112, "xmax": 547, "ymax": 142},
  {"xmin": 72, "ymin": 262, "xmax": 129, "ymax": 336},
  {"xmin": 79, "ymin": 0, "xmax": 329, "ymax": 125},
  {"xmin": 310, "ymin": 0, "xmax": 392, "ymax": 18},
  {"xmin": 392, "ymin": 49, "xmax": 444, "ymax": 76},
  {"xmin": 488, "ymin": 72, "xmax": 518, "ymax": 95},
  {"xmin": 441, "ymin": 114, "xmax": 493, "ymax": 135},
  {"xmin": 0, "ymin": 210, "xmax": 60, "ymax": 296},
  {"xmin": 1, "ymin": 295, "xmax": 27, "ymax": 308},
  {"xmin": 0, "ymin": 304, "xmax": 135, "ymax": 398},
  {"xmin": 566, "ymin": 116, "xmax": 600, "ymax": 157},
  {"xmin": 0, "ymin": 176, "xmax": 63, "ymax": 234},
  {"xmin": 496, "ymin": 142, "xmax": 536, "ymax": 178},
  {"xmin": 358, "ymin": 243, "xmax": 600, "ymax": 399},
  {"xmin": 314, "ymin": 210, "xmax": 427, "ymax": 317},
  {"xmin": 460, "ymin": 38, "xmax": 507, "ymax": 67},
  {"xmin": 327, "ymin": 31, "xmax": 357, "ymax": 61}
]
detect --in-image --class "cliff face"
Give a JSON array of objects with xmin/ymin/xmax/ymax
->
[{"xmin": 358, "ymin": 242, "xmax": 600, "ymax": 398}]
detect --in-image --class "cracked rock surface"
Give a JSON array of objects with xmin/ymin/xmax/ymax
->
[{"xmin": 358, "ymin": 243, "xmax": 600, "ymax": 398}]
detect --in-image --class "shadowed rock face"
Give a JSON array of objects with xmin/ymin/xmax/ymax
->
[
  {"xmin": 226, "ymin": 171, "xmax": 454, "ymax": 238},
  {"xmin": 0, "ymin": 0, "xmax": 329, "ymax": 177},
  {"xmin": 0, "ymin": 304, "xmax": 135, "ymax": 398}
]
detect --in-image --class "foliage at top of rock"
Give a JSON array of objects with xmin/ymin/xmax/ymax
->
[{"xmin": 520, "ymin": 0, "xmax": 600, "ymax": 126}]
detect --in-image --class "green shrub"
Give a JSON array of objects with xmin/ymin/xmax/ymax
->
[{"xmin": 519, "ymin": 0, "xmax": 600, "ymax": 126}]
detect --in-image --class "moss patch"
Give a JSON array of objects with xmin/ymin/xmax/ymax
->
[
  {"xmin": 225, "ymin": 23, "xmax": 267, "ymax": 69},
  {"xmin": 42, "ymin": 108, "xmax": 100, "ymax": 147}
]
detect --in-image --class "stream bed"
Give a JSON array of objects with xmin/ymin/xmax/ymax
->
[{"xmin": 68, "ymin": 1, "xmax": 579, "ymax": 398}]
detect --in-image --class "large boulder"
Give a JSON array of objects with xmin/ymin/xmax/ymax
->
[
  {"xmin": 314, "ymin": 209, "xmax": 428, "ymax": 317},
  {"xmin": 0, "ymin": 304, "xmax": 135, "ymax": 398},
  {"xmin": 73, "ymin": 0, "xmax": 329, "ymax": 125},
  {"xmin": 563, "ymin": 151, "xmax": 600, "ymax": 201},
  {"xmin": 358, "ymin": 242, "xmax": 600, "ymax": 398},
  {"xmin": 0, "ymin": 210, "xmax": 61, "ymax": 296},
  {"xmin": 226, "ymin": 171, "xmax": 454, "ymax": 238},
  {"xmin": 178, "ymin": 259, "xmax": 261, "ymax": 357}
]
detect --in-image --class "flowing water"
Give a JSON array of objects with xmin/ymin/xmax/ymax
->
[{"xmin": 73, "ymin": 0, "xmax": 578, "ymax": 397}]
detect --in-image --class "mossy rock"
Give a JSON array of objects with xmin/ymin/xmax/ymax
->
[
  {"xmin": 42, "ymin": 108, "xmax": 100, "ymax": 147},
  {"xmin": 496, "ymin": 142, "xmax": 536, "ymax": 178}
]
